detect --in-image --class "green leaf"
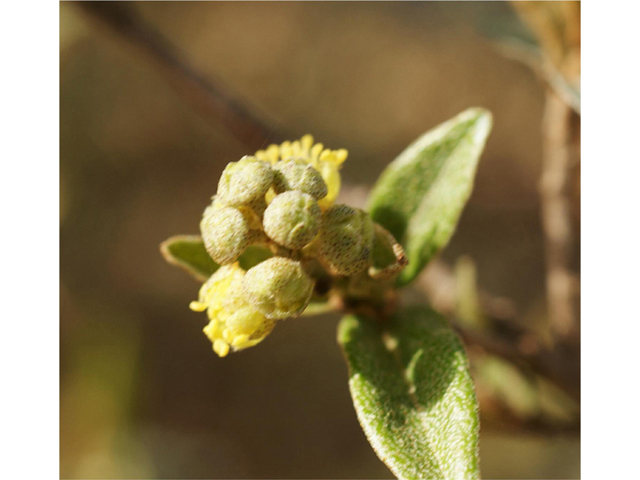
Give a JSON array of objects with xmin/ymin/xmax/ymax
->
[
  {"xmin": 160, "ymin": 235, "xmax": 219, "ymax": 281},
  {"xmin": 301, "ymin": 296, "xmax": 336, "ymax": 317},
  {"xmin": 338, "ymin": 306, "xmax": 480, "ymax": 480},
  {"xmin": 301, "ymin": 298, "xmax": 334, "ymax": 316},
  {"xmin": 367, "ymin": 108, "xmax": 493, "ymax": 286},
  {"xmin": 161, "ymin": 236, "xmax": 276, "ymax": 282},
  {"xmin": 237, "ymin": 245, "xmax": 273, "ymax": 270}
]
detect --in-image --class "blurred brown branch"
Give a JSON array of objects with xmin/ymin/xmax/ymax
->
[
  {"xmin": 77, "ymin": 1, "xmax": 280, "ymax": 149},
  {"xmin": 493, "ymin": 40, "xmax": 580, "ymax": 114},
  {"xmin": 541, "ymin": 91, "xmax": 580, "ymax": 342},
  {"xmin": 419, "ymin": 260, "xmax": 580, "ymax": 403},
  {"xmin": 510, "ymin": 2, "xmax": 581, "ymax": 343},
  {"xmin": 457, "ymin": 325, "xmax": 580, "ymax": 403},
  {"xmin": 510, "ymin": 1, "xmax": 580, "ymax": 81},
  {"xmin": 480, "ymin": 399, "xmax": 580, "ymax": 437}
]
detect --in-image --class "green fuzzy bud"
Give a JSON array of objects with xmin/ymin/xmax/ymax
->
[
  {"xmin": 273, "ymin": 158, "xmax": 328, "ymax": 200},
  {"xmin": 217, "ymin": 156, "xmax": 274, "ymax": 207},
  {"xmin": 316, "ymin": 204, "xmax": 374, "ymax": 275},
  {"xmin": 263, "ymin": 191, "xmax": 321, "ymax": 249},
  {"xmin": 242, "ymin": 257, "xmax": 314, "ymax": 319},
  {"xmin": 200, "ymin": 203, "xmax": 250, "ymax": 265}
]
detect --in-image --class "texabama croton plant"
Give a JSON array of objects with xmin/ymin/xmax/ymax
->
[{"xmin": 161, "ymin": 108, "xmax": 493, "ymax": 480}]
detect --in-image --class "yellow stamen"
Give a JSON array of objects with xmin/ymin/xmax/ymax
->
[{"xmin": 213, "ymin": 339, "xmax": 230, "ymax": 357}]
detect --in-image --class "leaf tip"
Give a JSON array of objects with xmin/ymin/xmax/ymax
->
[
  {"xmin": 159, "ymin": 234, "xmax": 215, "ymax": 282},
  {"xmin": 159, "ymin": 236, "xmax": 176, "ymax": 261},
  {"xmin": 464, "ymin": 107, "xmax": 494, "ymax": 136}
]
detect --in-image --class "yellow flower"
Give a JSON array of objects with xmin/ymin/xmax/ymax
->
[
  {"xmin": 255, "ymin": 134, "xmax": 348, "ymax": 210},
  {"xmin": 190, "ymin": 263, "xmax": 276, "ymax": 357}
]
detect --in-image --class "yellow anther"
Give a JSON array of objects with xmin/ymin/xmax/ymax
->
[
  {"xmin": 231, "ymin": 334, "xmax": 250, "ymax": 348},
  {"xmin": 189, "ymin": 301, "xmax": 207, "ymax": 312},
  {"xmin": 192, "ymin": 264, "xmax": 276, "ymax": 357},
  {"xmin": 335, "ymin": 149, "xmax": 348, "ymax": 165},
  {"xmin": 253, "ymin": 135, "xmax": 347, "ymax": 210},
  {"xmin": 301, "ymin": 134, "xmax": 314, "ymax": 154},
  {"xmin": 213, "ymin": 339, "xmax": 230, "ymax": 357}
]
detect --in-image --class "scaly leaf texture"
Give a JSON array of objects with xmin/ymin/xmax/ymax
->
[
  {"xmin": 338, "ymin": 307, "xmax": 480, "ymax": 480},
  {"xmin": 367, "ymin": 108, "xmax": 493, "ymax": 286}
]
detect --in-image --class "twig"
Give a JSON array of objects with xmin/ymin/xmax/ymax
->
[
  {"xmin": 493, "ymin": 40, "xmax": 580, "ymax": 114},
  {"xmin": 507, "ymin": 0, "xmax": 581, "ymax": 344},
  {"xmin": 76, "ymin": 2, "xmax": 279, "ymax": 149},
  {"xmin": 541, "ymin": 90, "xmax": 579, "ymax": 342},
  {"xmin": 417, "ymin": 259, "xmax": 518, "ymax": 325},
  {"xmin": 479, "ymin": 400, "xmax": 580, "ymax": 436},
  {"xmin": 455, "ymin": 325, "xmax": 579, "ymax": 403},
  {"xmin": 418, "ymin": 259, "xmax": 579, "ymax": 403}
]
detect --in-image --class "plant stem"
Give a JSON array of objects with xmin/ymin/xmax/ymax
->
[
  {"xmin": 77, "ymin": 2, "xmax": 280, "ymax": 149},
  {"xmin": 540, "ymin": 90, "xmax": 579, "ymax": 342}
]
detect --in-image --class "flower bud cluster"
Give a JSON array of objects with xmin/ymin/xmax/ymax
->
[
  {"xmin": 192, "ymin": 136, "xmax": 400, "ymax": 357},
  {"xmin": 190, "ymin": 264, "xmax": 276, "ymax": 357}
]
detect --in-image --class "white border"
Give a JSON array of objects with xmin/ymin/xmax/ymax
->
[
  {"xmin": 582, "ymin": 1, "xmax": 640, "ymax": 479},
  {"xmin": 2, "ymin": 1, "xmax": 59, "ymax": 479},
  {"xmin": 3, "ymin": 1, "xmax": 640, "ymax": 478}
]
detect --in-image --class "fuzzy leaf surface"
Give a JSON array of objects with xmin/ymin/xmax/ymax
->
[
  {"xmin": 338, "ymin": 306, "xmax": 480, "ymax": 480},
  {"xmin": 160, "ymin": 235, "xmax": 219, "ymax": 281},
  {"xmin": 368, "ymin": 108, "xmax": 493, "ymax": 285}
]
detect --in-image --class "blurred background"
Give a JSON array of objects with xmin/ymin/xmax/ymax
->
[{"xmin": 60, "ymin": 2, "xmax": 580, "ymax": 478}]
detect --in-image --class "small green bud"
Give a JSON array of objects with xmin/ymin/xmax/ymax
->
[
  {"xmin": 217, "ymin": 156, "xmax": 274, "ymax": 207},
  {"xmin": 263, "ymin": 191, "xmax": 321, "ymax": 249},
  {"xmin": 316, "ymin": 204, "xmax": 374, "ymax": 275},
  {"xmin": 242, "ymin": 257, "xmax": 314, "ymax": 319},
  {"xmin": 200, "ymin": 203, "xmax": 250, "ymax": 265},
  {"xmin": 273, "ymin": 158, "xmax": 328, "ymax": 200}
]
